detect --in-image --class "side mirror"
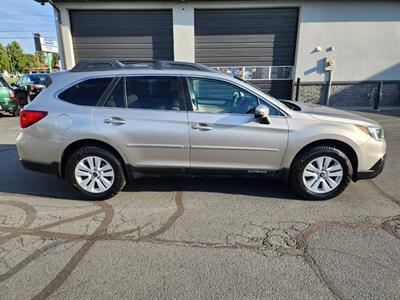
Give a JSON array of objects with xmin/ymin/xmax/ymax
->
[{"xmin": 254, "ymin": 104, "xmax": 270, "ymax": 124}]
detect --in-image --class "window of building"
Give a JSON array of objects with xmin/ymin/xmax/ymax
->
[
  {"xmin": 214, "ymin": 66, "xmax": 293, "ymax": 81},
  {"xmin": 58, "ymin": 78, "xmax": 112, "ymax": 106}
]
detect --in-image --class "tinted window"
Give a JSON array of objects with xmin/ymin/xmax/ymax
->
[
  {"xmin": 126, "ymin": 76, "xmax": 181, "ymax": 111},
  {"xmin": 104, "ymin": 79, "xmax": 125, "ymax": 108},
  {"xmin": 29, "ymin": 75, "xmax": 48, "ymax": 85},
  {"xmin": 187, "ymin": 78, "xmax": 258, "ymax": 114},
  {"xmin": 59, "ymin": 78, "xmax": 112, "ymax": 106}
]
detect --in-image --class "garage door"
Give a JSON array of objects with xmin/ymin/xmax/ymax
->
[
  {"xmin": 70, "ymin": 10, "xmax": 174, "ymax": 62},
  {"xmin": 195, "ymin": 8, "xmax": 298, "ymax": 99}
]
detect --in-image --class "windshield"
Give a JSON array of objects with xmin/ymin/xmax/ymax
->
[{"xmin": 29, "ymin": 75, "xmax": 48, "ymax": 85}]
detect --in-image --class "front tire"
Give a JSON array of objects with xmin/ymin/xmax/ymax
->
[
  {"xmin": 289, "ymin": 146, "xmax": 353, "ymax": 200},
  {"xmin": 65, "ymin": 146, "xmax": 126, "ymax": 200}
]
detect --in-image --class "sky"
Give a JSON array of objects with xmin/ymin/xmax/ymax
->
[{"xmin": 0, "ymin": 0, "xmax": 57, "ymax": 53}]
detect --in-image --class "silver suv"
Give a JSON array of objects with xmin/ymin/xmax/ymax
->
[{"xmin": 16, "ymin": 60, "xmax": 386, "ymax": 200}]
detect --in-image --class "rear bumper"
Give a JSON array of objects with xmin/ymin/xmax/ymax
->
[
  {"xmin": 20, "ymin": 159, "xmax": 61, "ymax": 178},
  {"xmin": 354, "ymin": 155, "xmax": 386, "ymax": 181}
]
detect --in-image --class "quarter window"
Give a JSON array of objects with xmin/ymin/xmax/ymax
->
[
  {"xmin": 59, "ymin": 78, "xmax": 112, "ymax": 106},
  {"xmin": 187, "ymin": 78, "xmax": 258, "ymax": 114},
  {"xmin": 125, "ymin": 76, "xmax": 181, "ymax": 111}
]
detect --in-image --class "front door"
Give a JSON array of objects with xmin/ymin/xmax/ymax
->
[
  {"xmin": 94, "ymin": 76, "xmax": 190, "ymax": 169},
  {"xmin": 185, "ymin": 77, "xmax": 288, "ymax": 170}
]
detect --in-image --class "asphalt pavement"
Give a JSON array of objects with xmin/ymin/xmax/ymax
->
[{"xmin": 0, "ymin": 110, "xmax": 399, "ymax": 299}]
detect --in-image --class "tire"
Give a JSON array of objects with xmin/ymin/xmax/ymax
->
[
  {"xmin": 65, "ymin": 146, "xmax": 126, "ymax": 200},
  {"xmin": 12, "ymin": 108, "xmax": 20, "ymax": 117},
  {"xmin": 289, "ymin": 146, "xmax": 353, "ymax": 200}
]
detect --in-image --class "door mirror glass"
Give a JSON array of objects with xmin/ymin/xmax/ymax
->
[{"xmin": 254, "ymin": 104, "xmax": 270, "ymax": 124}]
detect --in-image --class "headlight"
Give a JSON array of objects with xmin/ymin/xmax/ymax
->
[{"xmin": 356, "ymin": 125, "xmax": 384, "ymax": 141}]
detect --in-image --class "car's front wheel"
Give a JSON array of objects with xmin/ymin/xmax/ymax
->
[
  {"xmin": 65, "ymin": 146, "xmax": 126, "ymax": 200},
  {"xmin": 289, "ymin": 146, "xmax": 353, "ymax": 200}
]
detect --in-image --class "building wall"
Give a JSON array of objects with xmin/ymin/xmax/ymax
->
[
  {"xmin": 54, "ymin": 0, "xmax": 400, "ymax": 106},
  {"xmin": 295, "ymin": 1, "xmax": 400, "ymax": 82},
  {"xmin": 294, "ymin": 1, "xmax": 400, "ymax": 106}
]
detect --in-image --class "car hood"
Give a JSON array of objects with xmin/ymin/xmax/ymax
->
[{"xmin": 285, "ymin": 101, "xmax": 379, "ymax": 126}]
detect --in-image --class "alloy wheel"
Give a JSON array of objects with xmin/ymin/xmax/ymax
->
[
  {"xmin": 302, "ymin": 156, "xmax": 343, "ymax": 194},
  {"xmin": 74, "ymin": 156, "xmax": 115, "ymax": 193}
]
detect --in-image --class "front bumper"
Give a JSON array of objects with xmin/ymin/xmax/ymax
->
[{"xmin": 354, "ymin": 155, "xmax": 386, "ymax": 181}]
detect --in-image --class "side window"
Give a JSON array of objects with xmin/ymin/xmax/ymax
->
[
  {"xmin": 126, "ymin": 76, "xmax": 181, "ymax": 111},
  {"xmin": 59, "ymin": 78, "xmax": 112, "ymax": 106},
  {"xmin": 16, "ymin": 76, "xmax": 25, "ymax": 86},
  {"xmin": 104, "ymin": 79, "xmax": 125, "ymax": 108},
  {"xmin": 187, "ymin": 78, "xmax": 258, "ymax": 114}
]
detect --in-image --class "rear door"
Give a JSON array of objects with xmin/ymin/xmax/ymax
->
[
  {"xmin": 94, "ymin": 76, "xmax": 190, "ymax": 169},
  {"xmin": 185, "ymin": 76, "xmax": 288, "ymax": 171}
]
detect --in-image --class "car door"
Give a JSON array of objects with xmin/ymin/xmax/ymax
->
[
  {"xmin": 185, "ymin": 76, "xmax": 288, "ymax": 171},
  {"xmin": 94, "ymin": 76, "xmax": 190, "ymax": 169},
  {"xmin": 13, "ymin": 76, "xmax": 28, "ymax": 106}
]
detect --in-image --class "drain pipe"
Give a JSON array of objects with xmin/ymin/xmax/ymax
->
[{"xmin": 326, "ymin": 69, "xmax": 333, "ymax": 106}]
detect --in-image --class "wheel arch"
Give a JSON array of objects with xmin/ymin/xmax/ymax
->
[
  {"xmin": 288, "ymin": 139, "xmax": 359, "ymax": 181},
  {"xmin": 60, "ymin": 139, "xmax": 129, "ymax": 179}
]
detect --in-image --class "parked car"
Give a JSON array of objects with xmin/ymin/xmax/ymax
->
[
  {"xmin": 16, "ymin": 61, "xmax": 386, "ymax": 200},
  {"xmin": 12, "ymin": 73, "xmax": 49, "ymax": 105},
  {"xmin": 0, "ymin": 75, "xmax": 19, "ymax": 116}
]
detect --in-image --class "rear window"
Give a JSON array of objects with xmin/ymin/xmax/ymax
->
[
  {"xmin": 29, "ymin": 75, "xmax": 48, "ymax": 85},
  {"xmin": 58, "ymin": 78, "xmax": 112, "ymax": 106}
]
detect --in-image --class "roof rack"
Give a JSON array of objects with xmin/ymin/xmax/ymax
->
[{"xmin": 70, "ymin": 60, "xmax": 216, "ymax": 73}]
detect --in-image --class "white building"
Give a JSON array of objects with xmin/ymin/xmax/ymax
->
[{"xmin": 41, "ymin": 0, "xmax": 400, "ymax": 106}]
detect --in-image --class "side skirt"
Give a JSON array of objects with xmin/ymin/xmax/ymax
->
[{"xmin": 127, "ymin": 165, "xmax": 285, "ymax": 181}]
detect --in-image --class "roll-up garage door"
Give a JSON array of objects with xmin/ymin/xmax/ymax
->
[
  {"xmin": 70, "ymin": 10, "xmax": 174, "ymax": 62},
  {"xmin": 195, "ymin": 8, "xmax": 298, "ymax": 99}
]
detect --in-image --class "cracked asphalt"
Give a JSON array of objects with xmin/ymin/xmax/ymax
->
[{"xmin": 0, "ymin": 110, "xmax": 399, "ymax": 300}]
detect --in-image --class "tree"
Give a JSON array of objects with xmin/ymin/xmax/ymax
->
[
  {"xmin": 6, "ymin": 41, "xmax": 26, "ymax": 74},
  {"xmin": 0, "ymin": 43, "xmax": 10, "ymax": 73},
  {"xmin": 52, "ymin": 53, "xmax": 60, "ymax": 67},
  {"xmin": 24, "ymin": 53, "xmax": 41, "ymax": 70}
]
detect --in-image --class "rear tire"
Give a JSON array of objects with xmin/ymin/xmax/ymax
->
[
  {"xmin": 289, "ymin": 146, "xmax": 353, "ymax": 200},
  {"xmin": 65, "ymin": 146, "xmax": 126, "ymax": 200}
]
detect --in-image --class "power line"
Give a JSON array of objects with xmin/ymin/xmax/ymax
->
[
  {"xmin": 0, "ymin": 37, "xmax": 57, "ymax": 39},
  {"xmin": 0, "ymin": 31, "xmax": 55, "ymax": 32}
]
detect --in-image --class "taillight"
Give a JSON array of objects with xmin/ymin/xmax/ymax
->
[
  {"xmin": 9, "ymin": 89, "xmax": 16, "ymax": 101},
  {"xmin": 20, "ymin": 110, "xmax": 48, "ymax": 129}
]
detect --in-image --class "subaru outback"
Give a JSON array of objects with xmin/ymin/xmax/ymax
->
[{"xmin": 16, "ymin": 60, "xmax": 386, "ymax": 200}]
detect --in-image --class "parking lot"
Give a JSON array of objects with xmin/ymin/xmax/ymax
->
[{"xmin": 0, "ymin": 110, "xmax": 399, "ymax": 299}]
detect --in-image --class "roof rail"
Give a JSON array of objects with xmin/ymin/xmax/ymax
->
[{"xmin": 70, "ymin": 60, "xmax": 216, "ymax": 73}]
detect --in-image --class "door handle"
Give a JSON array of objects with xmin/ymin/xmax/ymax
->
[
  {"xmin": 104, "ymin": 117, "xmax": 126, "ymax": 125},
  {"xmin": 192, "ymin": 123, "xmax": 212, "ymax": 131}
]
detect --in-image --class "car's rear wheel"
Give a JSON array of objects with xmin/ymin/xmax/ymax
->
[
  {"xmin": 65, "ymin": 146, "xmax": 126, "ymax": 200},
  {"xmin": 289, "ymin": 146, "xmax": 353, "ymax": 200}
]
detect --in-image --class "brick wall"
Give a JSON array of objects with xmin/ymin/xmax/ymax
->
[{"xmin": 293, "ymin": 81, "xmax": 400, "ymax": 106}]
